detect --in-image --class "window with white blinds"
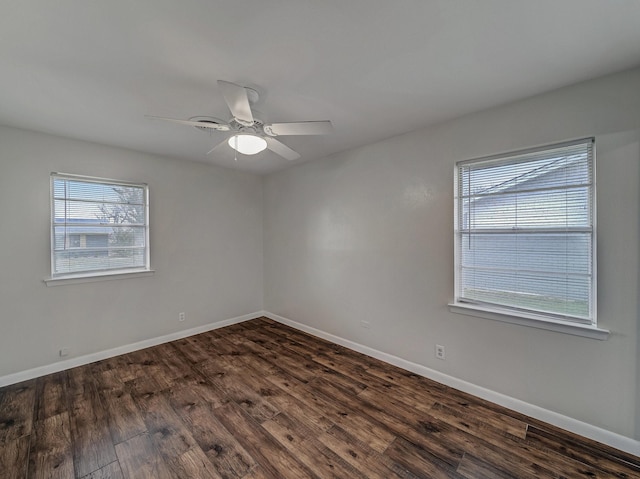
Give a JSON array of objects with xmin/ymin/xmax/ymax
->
[
  {"xmin": 454, "ymin": 138, "xmax": 595, "ymax": 324},
  {"xmin": 51, "ymin": 173, "xmax": 150, "ymax": 278}
]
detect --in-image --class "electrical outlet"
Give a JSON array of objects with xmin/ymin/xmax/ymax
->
[
  {"xmin": 435, "ymin": 344, "xmax": 445, "ymax": 360},
  {"xmin": 179, "ymin": 312, "xmax": 186, "ymax": 322},
  {"xmin": 59, "ymin": 348, "xmax": 70, "ymax": 357},
  {"xmin": 360, "ymin": 320, "xmax": 371, "ymax": 329}
]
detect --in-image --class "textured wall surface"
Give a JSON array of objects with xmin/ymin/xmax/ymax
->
[
  {"xmin": 0, "ymin": 126, "xmax": 264, "ymax": 377},
  {"xmin": 264, "ymin": 67, "xmax": 640, "ymax": 440}
]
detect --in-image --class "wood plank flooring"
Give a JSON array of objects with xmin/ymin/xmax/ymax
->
[{"xmin": 1, "ymin": 317, "xmax": 639, "ymax": 478}]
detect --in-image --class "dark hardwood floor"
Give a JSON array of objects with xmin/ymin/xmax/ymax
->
[{"xmin": 1, "ymin": 317, "xmax": 639, "ymax": 478}]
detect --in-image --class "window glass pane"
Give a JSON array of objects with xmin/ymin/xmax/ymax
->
[
  {"xmin": 51, "ymin": 175, "xmax": 148, "ymax": 277},
  {"xmin": 460, "ymin": 267, "xmax": 590, "ymax": 319},
  {"xmin": 455, "ymin": 139, "xmax": 594, "ymax": 323},
  {"xmin": 54, "ymin": 199, "xmax": 145, "ymax": 225},
  {"xmin": 53, "ymin": 248, "xmax": 146, "ymax": 275},
  {"xmin": 53, "ymin": 226, "xmax": 146, "ymax": 250},
  {"xmin": 462, "ymin": 188, "xmax": 591, "ymax": 229},
  {"xmin": 54, "ymin": 179, "xmax": 144, "ymax": 204},
  {"xmin": 461, "ymin": 233, "xmax": 591, "ymax": 275},
  {"xmin": 460, "ymin": 143, "xmax": 591, "ymax": 197}
]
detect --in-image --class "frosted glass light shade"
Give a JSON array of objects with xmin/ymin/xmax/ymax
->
[{"xmin": 228, "ymin": 134, "xmax": 267, "ymax": 155}]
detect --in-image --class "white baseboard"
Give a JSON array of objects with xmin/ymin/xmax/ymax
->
[
  {"xmin": 0, "ymin": 311, "xmax": 263, "ymax": 388},
  {"xmin": 263, "ymin": 311, "xmax": 640, "ymax": 457},
  {"xmin": 2, "ymin": 309, "xmax": 637, "ymax": 456}
]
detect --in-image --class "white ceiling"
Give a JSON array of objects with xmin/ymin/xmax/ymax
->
[{"xmin": 1, "ymin": 1, "xmax": 640, "ymax": 174}]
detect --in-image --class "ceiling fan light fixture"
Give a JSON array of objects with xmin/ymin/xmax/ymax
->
[{"xmin": 227, "ymin": 134, "xmax": 267, "ymax": 155}]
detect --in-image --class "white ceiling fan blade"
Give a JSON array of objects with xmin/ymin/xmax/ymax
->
[
  {"xmin": 146, "ymin": 115, "xmax": 230, "ymax": 131},
  {"xmin": 207, "ymin": 139, "xmax": 229, "ymax": 156},
  {"xmin": 217, "ymin": 80, "xmax": 254, "ymax": 125},
  {"xmin": 265, "ymin": 137, "xmax": 301, "ymax": 161},
  {"xmin": 264, "ymin": 121, "xmax": 333, "ymax": 136}
]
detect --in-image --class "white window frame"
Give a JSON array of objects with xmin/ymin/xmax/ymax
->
[
  {"xmin": 45, "ymin": 173, "xmax": 153, "ymax": 285},
  {"xmin": 449, "ymin": 138, "xmax": 608, "ymax": 340}
]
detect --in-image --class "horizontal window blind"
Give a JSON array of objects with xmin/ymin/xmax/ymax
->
[
  {"xmin": 51, "ymin": 174, "xmax": 149, "ymax": 277},
  {"xmin": 455, "ymin": 139, "xmax": 595, "ymax": 323}
]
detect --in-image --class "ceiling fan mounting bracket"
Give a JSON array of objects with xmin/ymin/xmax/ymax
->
[
  {"xmin": 229, "ymin": 118, "xmax": 264, "ymax": 135},
  {"xmin": 234, "ymin": 117, "xmax": 255, "ymax": 127}
]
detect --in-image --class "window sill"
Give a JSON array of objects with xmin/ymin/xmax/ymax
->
[
  {"xmin": 44, "ymin": 269, "xmax": 155, "ymax": 287},
  {"xmin": 448, "ymin": 302, "xmax": 609, "ymax": 340}
]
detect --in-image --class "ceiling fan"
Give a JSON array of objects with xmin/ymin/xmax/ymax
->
[{"xmin": 146, "ymin": 80, "xmax": 333, "ymax": 161}]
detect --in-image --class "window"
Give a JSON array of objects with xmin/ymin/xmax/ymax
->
[
  {"xmin": 454, "ymin": 138, "xmax": 595, "ymax": 325},
  {"xmin": 50, "ymin": 173, "xmax": 150, "ymax": 279}
]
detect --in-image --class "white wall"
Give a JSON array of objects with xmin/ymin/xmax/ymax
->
[
  {"xmin": 0, "ymin": 126, "xmax": 263, "ymax": 377},
  {"xmin": 263, "ymin": 67, "xmax": 640, "ymax": 440},
  {"xmin": 1, "ymin": 68, "xmax": 639, "ymax": 446}
]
